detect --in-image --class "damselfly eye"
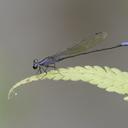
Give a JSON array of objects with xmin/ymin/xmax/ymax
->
[
  {"xmin": 33, "ymin": 59, "xmax": 38, "ymax": 63},
  {"xmin": 33, "ymin": 65, "xmax": 38, "ymax": 69},
  {"xmin": 33, "ymin": 59, "xmax": 39, "ymax": 69}
]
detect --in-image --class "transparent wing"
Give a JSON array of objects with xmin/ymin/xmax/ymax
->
[{"xmin": 52, "ymin": 32, "xmax": 108, "ymax": 61}]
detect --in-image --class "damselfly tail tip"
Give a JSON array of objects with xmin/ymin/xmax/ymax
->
[{"xmin": 121, "ymin": 41, "xmax": 128, "ymax": 46}]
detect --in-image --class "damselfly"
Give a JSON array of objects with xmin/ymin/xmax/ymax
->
[{"xmin": 33, "ymin": 32, "xmax": 128, "ymax": 73}]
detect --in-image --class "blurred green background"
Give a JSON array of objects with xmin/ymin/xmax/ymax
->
[{"xmin": 1, "ymin": 0, "xmax": 128, "ymax": 128}]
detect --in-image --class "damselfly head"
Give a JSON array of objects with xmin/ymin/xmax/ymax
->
[{"xmin": 33, "ymin": 59, "xmax": 39, "ymax": 69}]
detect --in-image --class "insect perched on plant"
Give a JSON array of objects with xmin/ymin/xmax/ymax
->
[{"xmin": 33, "ymin": 32, "xmax": 128, "ymax": 74}]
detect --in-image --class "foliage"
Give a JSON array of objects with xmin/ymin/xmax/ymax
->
[{"xmin": 8, "ymin": 66, "xmax": 128, "ymax": 101}]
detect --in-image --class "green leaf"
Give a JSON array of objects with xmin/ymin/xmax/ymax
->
[{"xmin": 8, "ymin": 66, "xmax": 128, "ymax": 101}]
